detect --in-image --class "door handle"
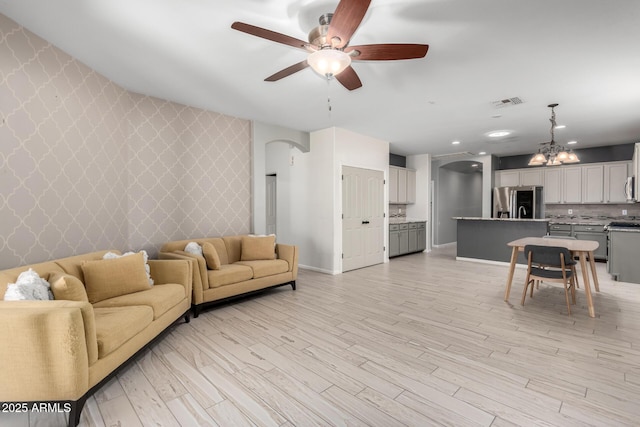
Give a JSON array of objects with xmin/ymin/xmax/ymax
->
[{"xmin": 362, "ymin": 220, "xmax": 370, "ymax": 224}]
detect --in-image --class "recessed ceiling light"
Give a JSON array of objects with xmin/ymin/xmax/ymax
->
[
  {"xmin": 487, "ymin": 130, "xmax": 511, "ymax": 138},
  {"xmin": 452, "ymin": 141, "xmax": 461, "ymax": 145},
  {"xmin": 567, "ymin": 140, "xmax": 577, "ymax": 145},
  {"xmin": 479, "ymin": 151, "xmax": 487, "ymax": 155},
  {"xmin": 555, "ymin": 125, "xmax": 566, "ymax": 129}
]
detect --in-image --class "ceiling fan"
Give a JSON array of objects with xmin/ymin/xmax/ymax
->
[{"xmin": 231, "ymin": 0, "xmax": 429, "ymax": 91}]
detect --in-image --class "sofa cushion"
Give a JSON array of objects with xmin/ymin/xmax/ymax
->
[
  {"xmin": 222, "ymin": 236, "xmax": 243, "ymax": 264},
  {"xmin": 3, "ymin": 269, "xmax": 53, "ymax": 301},
  {"xmin": 94, "ymin": 306, "xmax": 153, "ymax": 358},
  {"xmin": 49, "ymin": 272, "xmax": 88, "ymax": 302},
  {"xmin": 184, "ymin": 242, "xmax": 203, "ymax": 257},
  {"xmin": 202, "ymin": 242, "xmax": 221, "ymax": 270},
  {"xmin": 235, "ymin": 260, "xmax": 289, "ymax": 279},
  {"xmin": 92, "ymin": 284, "xmax": 185, "ymax": 320},
  {"xmin": 103, "ymin": 251, "xmax": 154, "ymax": 285},
  {"xmin": 241, "ymin": 235, "xmax": 276, "ymax": 261},
  {"xmin": 81, "ymin": 252, "xmax": 151, "ymax": 303},
  {"xmin": 207, "ymin": 264, "xmax": 253, "ymax": 288}
]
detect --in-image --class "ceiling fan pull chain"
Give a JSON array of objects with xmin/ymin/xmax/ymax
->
[{"xmin": 326, "ymin": 76, "xmax": 333, "ymax": 115}]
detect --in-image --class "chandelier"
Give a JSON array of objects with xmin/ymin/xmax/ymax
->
[{"xmin": 528, "ymin": 103, "xmax": 580, "ymax": 166}]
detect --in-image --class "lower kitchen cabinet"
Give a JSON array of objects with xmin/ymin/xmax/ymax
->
[
  {"xmin": 390, "ymin": 222, "xmax": 426, "ymax": 257},
  {"xmin": 573, "ymin": 224, "xmax": 607, "ymax": 260},
  {"xmin": 548, "ymin": 223, "xmax": 607, "ymax": 260}
]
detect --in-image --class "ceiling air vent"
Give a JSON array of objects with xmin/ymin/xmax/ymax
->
[
  {"xmin": 433, "ymin": 151, "xmax": 475, "ymax": 160},
  {"xmin": 491, "ymin": 97, "xmax": 524, "ymax": 108}
]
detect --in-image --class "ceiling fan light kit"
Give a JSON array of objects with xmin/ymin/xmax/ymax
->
[
  {"xmin": 231, "ymin": 0, "xmax": 428, "ymax": 91},
  {"xmin": 307, "ymin": 49, "xmax": 352, "ymax": 78},
  {"xmin": 528, "ymin": 103, "xmax": 580, "ymax": 166}
]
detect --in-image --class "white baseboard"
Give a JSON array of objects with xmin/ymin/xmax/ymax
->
[{"xmin": 298, "ymin": 264, "xmax": 338, "ymax": 275}]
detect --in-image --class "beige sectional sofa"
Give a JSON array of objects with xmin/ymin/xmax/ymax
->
[
  {"xmin": 0, "ymin": 250, "xmax": 192, "ymax": 427},
  {"xmin": 160, "ymin": 235, "xmax": 298, "ymax": 317}
]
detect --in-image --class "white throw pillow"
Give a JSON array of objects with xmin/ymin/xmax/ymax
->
[
  {"xmin": 184, "ymin": 242, "xmax": 203, "ymax": 257},
  {"xmin": 103, "ymin": 250, "xmax": 154, "ymax": 285},
  {"xmin": 4, "ymin": 268, "xmax": 54, "ymax": 301}
]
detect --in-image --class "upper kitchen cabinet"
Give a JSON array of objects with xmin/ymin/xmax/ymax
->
[
  {"xmin": 495, "ymin": 169, "xmax": 543, "ymax": 187},
  {"xmin": 544, "ymin": 168, "xmax": 563, "ymax": 203},
  {"xmin": 604, "ymin": 162, "xmax": 631, "ymax": 203},
  {"xmin": 389, "ymin": 166, "xmax": 416, "ymax": 204},
  {"xmin": 495, "ymin": 170, "xmax": 520, "ymax": 187},
  {"xmin": 499, "ymin": 161, "xmax": 632, "ymax": 204},
  {"xmin": 563, "ymin": 166, "xmax": 583, "ymax": 203},
  {"xmin": 520, "ymin": 169, "xmax": 544, "ymax": 186},
  {"xmin": 582, "ymin": 165, "xmax": 604, "ymax": 203}
]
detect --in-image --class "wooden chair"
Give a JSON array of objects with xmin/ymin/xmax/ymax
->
[
  {"xmin": 522, "ymin": 245, "xmax": 577, "ymax": 315},
  {"xmin": 542, "ymin": 235, "xmax": 579, "ymax": 288}
]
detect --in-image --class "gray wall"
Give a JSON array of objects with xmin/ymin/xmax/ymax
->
[
  {"xmin": 435, "ymin": 168, "xmax": 483, "ymax": 245},
  {"xmin": 0, "ymin": 16, "xmax": 251, "ymax": 268}
]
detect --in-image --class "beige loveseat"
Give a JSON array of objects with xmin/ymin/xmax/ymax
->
[
  {"xmin": 0, "ymin": 250, "xmax": 192, "ymax": 427},
  {"xmin": 160, "ymin": 235, "xmax": 298, "ymax": 317}
]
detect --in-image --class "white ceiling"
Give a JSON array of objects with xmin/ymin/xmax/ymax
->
[{"xmin": 2, "ymin": 0, "xmax": 640, "ymax": 157}]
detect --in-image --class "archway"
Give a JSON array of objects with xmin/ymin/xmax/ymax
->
[{"xmin": 433, "ymin": 160, "xmax": 483, "ymax": 245}]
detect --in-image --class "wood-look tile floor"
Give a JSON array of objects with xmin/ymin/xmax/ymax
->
[{"xmin": 4, "ymin": 245, "xmax": 640, "ymax": 426}]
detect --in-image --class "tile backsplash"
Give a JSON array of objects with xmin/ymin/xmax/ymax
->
[
  {"xmin": 389, "ymin": 204, "xmax": 407, "ymax": 220},
  {"xmin": 545, "ymin": 204, "xmax": 640, "ymax": 220}
]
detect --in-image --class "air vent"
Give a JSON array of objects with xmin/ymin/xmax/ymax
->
[
  {"xmin": 491, "ymin": 97, "xmax": 524, "ymax": 108},
  {"xmin": 433, "ymin": 151, "xmax": 475, "ymax": 160}
]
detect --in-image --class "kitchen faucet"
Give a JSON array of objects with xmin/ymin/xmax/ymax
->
[{"xmin": 518, "ymin": 206, "xmax": 527, "ymax": 218}]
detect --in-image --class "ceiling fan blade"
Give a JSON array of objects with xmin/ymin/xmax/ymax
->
[
  {"xmin": 231, "ymin": 22, "xmax": 308, "ymax": 51},
  {"xmin": 326, "ymin": 0, "xmax": 371, "ymax": 48},
  {"xmin": 346, "ymin": 44, "xmax": 429, "ymax": 61},
  {"xmin": 335, "ymin": 66, "xmax": 362, "ymax": 91},
  {"xmin": 265, "ymin": 60, "xmax": 310, "ymax": 82}
]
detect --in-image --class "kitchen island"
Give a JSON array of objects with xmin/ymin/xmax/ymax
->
[{"xmin": 454, "ymin": 217, "xmax": 550, "ymax": 264}]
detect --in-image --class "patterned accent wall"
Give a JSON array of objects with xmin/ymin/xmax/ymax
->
[{"xmin": 0, "ymin": 15, "xmax": 250, "ymax": 269}]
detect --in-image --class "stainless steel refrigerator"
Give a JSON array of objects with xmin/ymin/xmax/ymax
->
[{"xmin": 493, "ymin": 186, "xmax": 544, "ymax": 219}]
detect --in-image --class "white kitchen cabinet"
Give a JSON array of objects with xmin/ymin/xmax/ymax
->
[
  {"xmin": 604, "ymin": 162, "xmax": 631, "ymax": 203},
  {"xmin": 544, "ymin": 168, "xmax": 563, "ymax": 203},
  {"xmin": 496, "ymin": 170, "xmax": 520, "ymax": 187},
  {"xmin": 398, "ymin": 168, "xmax": 407, "ymax": 203},
  {"xmin": 582, "ymin": 165, "xmax": 604, "ymax": 203},
  {"xmin": 389, "ymin": 166, "xmax": 415, "ymax": 204},
  {"xmin": 495, "ymin": 169, "xmax": 542, "ymax": 187},
  {"xmin": 520, "ymin": 169, "xmax": 544, "ymax": 186},
  {"xmin": 563, "ymin": 167, "xmax": 583, "ymax": 203},
  {"xmin": 505, "ymin": 161, "xmax": 631, "ymax": 205},
  {"xmin": 389, "ymin": 167, "xmax": 399, "ymax": 203}
]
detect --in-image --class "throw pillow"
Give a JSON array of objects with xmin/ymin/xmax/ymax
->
[
  {"xmin": 49, "ymin": 272, "xmax": 88, "ymax": 302},
  {"xmin": 82, "ymin": 252, "xmax": 150, "ymax": 303},
  {"xmin": 241, "ymin": 235, "xmax": 276, "ymax": 261},
  {"xmin": 202, "ymin": 242, "xmax": 221, "ymax": 270},
  {"xmin": 3, "ymin": 268, "xmax": 54, "ymax": 301},
  {"xmin": 184, "ymin": 242, "xmax": 203, "ymax": 257},
  {"xmin": 103, "ymin": 250, "xmax": 154, "ymax": 285}
]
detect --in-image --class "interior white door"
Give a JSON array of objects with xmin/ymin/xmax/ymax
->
[
  {"xmin": 342, "ymin": 166, "xmax": 384, "ymax": 272},
  {"xmin": 266, "ymin": 175, "xmax": 277, "ymax": 235}
]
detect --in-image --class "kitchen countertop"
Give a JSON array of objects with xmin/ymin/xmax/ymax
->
[
  {"xmin": 453, "ymin": 217, "xmax": 550, "ymax": 222},
  {"xmin": 608, "ymin": 227, "xmax": 640, "ymax": 233},
  {"xmin": 389, "ymin": 218, "xmax": 427, "ymax": 224}
]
